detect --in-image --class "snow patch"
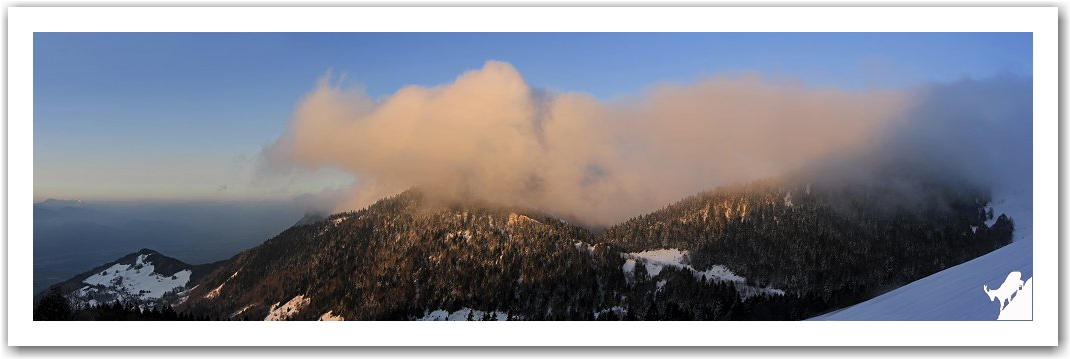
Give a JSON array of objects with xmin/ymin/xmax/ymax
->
[
  {"xmin": 417, "ymin": 308, "xmax": 512, "ymax": 321},
  {"xmin": 319, "ymin": 310, "xmax": 345, "ymax": 321},
  {"xmin": 231, "ymin": 304, "xmax": 255, "ymax": 318},
  {"xmin": 984, "ymin": 206, "xmax": 998, "ymax": 227},
  {"xmin": 694, "ymin": 265, "xmax": 747, "ymax": 283},
  {"xmin": 205, "ymin": 269, "xmax": 240, "ymax": 299},
  {"xmin": 644, "ymin": 261, "xmax": 665, "ymax": 276},
  {"xmin": 174, "ymin": 292, "xmax": 190, "ymax": 305},
  {"xmin": 593, "ymin": 306, "xmax": 627, "ymax": 320},
  {"xmin": 315, "ymin": 216, "xmax": 349, "ymax": 236},
  {"xmin": 508, "ymin": 213, "xmax": 541, "ymax": 226},
  {"xmin": 622, "ymin": 259, "xmax": 636, "ymax": 274},
  {"xmin": 630, "ymin": 249, "xmax": 688, "ymax": 265},
  {"xmin": 623, "ymin": 248, "xmax": 783, "ymax": 298},
  {"xmin": 205, "ymin": 283, "xmax": 225, "ymax": 299},
  {"xmin": 574, "ymin": 241, "xmax": 598, "ymax": 256},
  {"xmin": 265, "ymin": 295, "xmax": 310, "ymax": 321},
  {"xmin": 626, "ymin": 249, "xmax": 687, "ymax": 277}
]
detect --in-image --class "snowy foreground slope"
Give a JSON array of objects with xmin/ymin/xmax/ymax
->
[{"xmin": 812, "ymin": 191, "xmax": 1032, "ymax": 320}]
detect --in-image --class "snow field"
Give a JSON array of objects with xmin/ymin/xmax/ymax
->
[
  {"xmin": 621, "ymin": 248, "xmax": 783, "ymax": 298},
  {"xmin": 80, "ymin": 254, "xmax": 191, "ymax": 301}
]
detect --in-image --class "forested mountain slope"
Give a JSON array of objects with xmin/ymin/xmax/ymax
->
[
  {"xmin": 600, "ymin": 167, "xmax": 1013, "ymax": 310},
  {"xmin": 42, "ymin": 164, "xmax": 1014, "ymax": 321}
]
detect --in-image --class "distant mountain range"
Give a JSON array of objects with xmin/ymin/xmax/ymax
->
[
  {"xmin": 34, "ymin": 199, "xmax": 90, "ymax": 219},
  {"xmin": 35, "ymin": 198, "xmax": 84, "ymax": 209},
  {"xmin": 35, "ymin": 163, "xmax": 1014, "ymax": 321}
]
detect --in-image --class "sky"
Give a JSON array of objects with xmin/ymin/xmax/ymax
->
[{"xmin": 33, "ymin": 32, "xmax": 1032, "ymax": 207}]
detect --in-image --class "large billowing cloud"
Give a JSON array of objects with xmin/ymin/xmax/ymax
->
[{"xmin": 263, "ymin": 60, "xmax": 1027, "ymax": 227}]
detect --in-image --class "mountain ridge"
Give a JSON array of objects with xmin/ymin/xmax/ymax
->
[
  {"xmin": 38, "ymin": 168, "xmax": 1016, "ymax": 320},
  {"xmin": 36, "ymin": 248, "xmax": 224, "ymax": 309}
]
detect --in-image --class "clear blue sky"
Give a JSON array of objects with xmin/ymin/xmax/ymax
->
[{"xmin": 33, "ymin": 32, "xmax": 1032, "ymax": 202}]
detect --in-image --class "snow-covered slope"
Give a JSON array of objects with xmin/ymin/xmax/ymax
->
[
  {"xmin": 77, "ymin": 253, "xmax": 191, "ymax": 303},
  {"xmin": 40, "ymin": 248, "xmax": 210, "ymax": 309},
  {"xmin": 812, "ymin": 190, "xmax": 1032, "ymax": 320}
]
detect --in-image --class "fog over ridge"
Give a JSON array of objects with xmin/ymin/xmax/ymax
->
[{"xmin": 263, "ymin": 61, "xmax": 1031, "ymax": 227}]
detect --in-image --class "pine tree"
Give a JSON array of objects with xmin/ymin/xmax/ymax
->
[{"xmin": 33, "ymin": 288, "xmax": 71, "ymax": 321}]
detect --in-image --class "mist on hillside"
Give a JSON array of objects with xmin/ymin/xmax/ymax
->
[{"xmin": 264, "ymin": 61, "xmax": 1031, "ymax": 227}]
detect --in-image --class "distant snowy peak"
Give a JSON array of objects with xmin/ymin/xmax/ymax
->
[
  {"xmin": 34, "ymin": 198, "xmax": 89, "ymax": 217},
  {"xmin": 78, "ymin": 254, "xmax": 191, "ymax": 304},
  {"xmin": 35, "ymin": 198, "xmax": 83, "ymax": 209},
  {"xmin": 43, "ymin": 248, "xmax": 205, "ymax": 309}
]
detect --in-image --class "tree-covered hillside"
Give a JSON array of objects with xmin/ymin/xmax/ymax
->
[
  {"xmin": 173, "ymin": 165, "xmax": 1010, "ymax": 320},
  {"xmin": 42, "ymin": 163, "xmax": 1013, "ymax": 321},
  {"xmin": 600, "ymin": 167, "xmax": 1013, "ymax": 309}
]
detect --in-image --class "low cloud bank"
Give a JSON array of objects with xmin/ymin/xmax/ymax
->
[{"xmin": 263, "ymin": 61, "xmax": 1030, "ymax": 226}]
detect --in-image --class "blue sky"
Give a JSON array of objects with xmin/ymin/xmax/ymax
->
[{"xmin": 33, "ymin": 32, "xmax": 1032, "ymax": 202}]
